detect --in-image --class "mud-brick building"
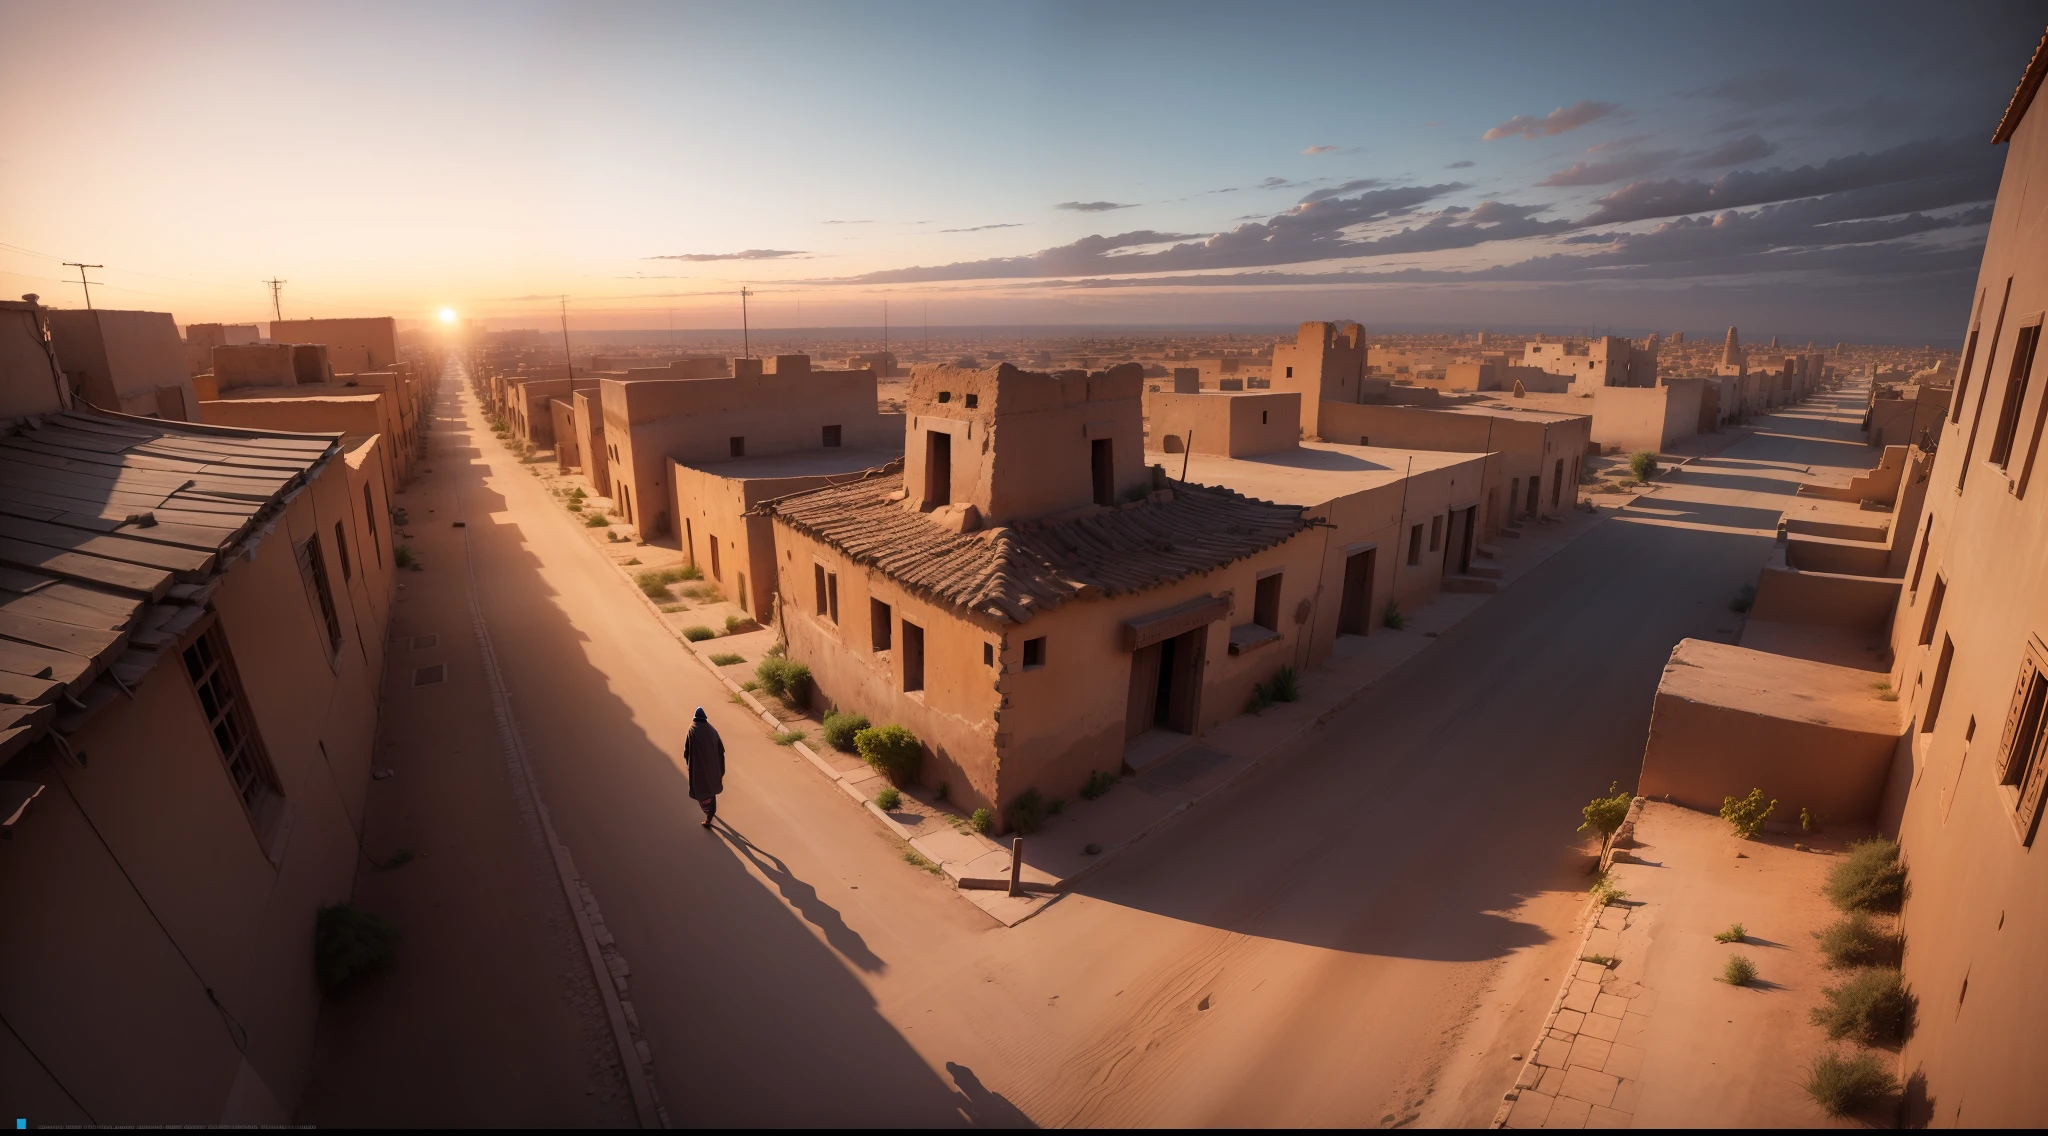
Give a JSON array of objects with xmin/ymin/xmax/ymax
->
[
  {"xmin": 765, "ymin": 362, "xmax": 1323, "ymax": 825},
  {"xmin": 0, "ymin": 300, "xmax": 396, "ymax": 1123}
]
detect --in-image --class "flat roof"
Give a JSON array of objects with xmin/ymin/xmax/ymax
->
[
  {"xmin": 1152, "ymin": 442, "xmax": 1478, "ymax": 507},
  {"xmin": 1392, "ymin": 396, "xmax": 1588, "ymax": 424},
  {"xmin": 212, "ymin": 384, "xmax": 383, "ymax": 402},
  {"xmin": 677, "ymin": 445, "xmax": 901, "ymax": 481}
]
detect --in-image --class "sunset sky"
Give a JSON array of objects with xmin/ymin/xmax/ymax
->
[{"xmin": 2, "ymin": 0, "xmax": 2039, "ymax": 340}]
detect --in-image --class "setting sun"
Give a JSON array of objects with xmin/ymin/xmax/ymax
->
[{"xmin": 437, "ymin": 307, "xmax": 457, "ymax": 323}]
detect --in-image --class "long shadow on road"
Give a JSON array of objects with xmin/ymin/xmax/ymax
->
[{"xmin": 1073, "ymin": 509, "xmax": 1774, "ymax": 961}]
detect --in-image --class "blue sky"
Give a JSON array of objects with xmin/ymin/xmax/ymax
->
[{"xmin": 2, "ymin": 0, "xmax": 2041, "ymax": 340}]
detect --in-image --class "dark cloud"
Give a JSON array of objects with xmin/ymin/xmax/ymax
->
[
  {"xmin": 1055, "ymin": 201, "xmax": 1135, "ymax": 212},
  {"xmin": 1688, "ymin": 68, "xmax": 1811, "ymax": 109},
  {"xmin": 645, "ymin": 249, "xmax": 808, "ymax": 261},
  {"xmin": 938, "ymin": 223, "xmax": 1024, "ymax": 233},
  {"xmin": 1446, "ymin": 160, "xmax": 1475, "ymax": 169},
  {"xmin": 1688, "ymin": 134, "xmax": 1777, "ymax": 169},
  {"xmin": 1576, "ymin": 137, "xmax": 2000, "ymax": 227},
  {"xmin": 1481, "ymin": 100, "xmax": 1618, "ymax": 140},
  {"xmin": 1299, "ymin": 177, "xmax": 1388, "ymax": 204},
  {"xmin": 1538, "ymin": 149, "xmax": 1680, "ymax": 187},
  {"xmin": 821, "ymin": 182, "xmax": 1498, "ymax": 284}
]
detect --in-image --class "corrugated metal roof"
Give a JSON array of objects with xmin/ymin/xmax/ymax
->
[
  {"xmin": 0, "ymin": 409, "xmax": 340, "ymax": 762},
  {"xmin": 764, "ymin": 468, "xmax": 1313, "ymax": 625}
]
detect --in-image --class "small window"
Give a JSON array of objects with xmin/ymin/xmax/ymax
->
[
  {"xmin": 709, "ymin": 535, "xmax": 721, "ymax": 581},
  {"xmin": 937, "ymin": 391, "xmax": 952, "ymax": 404},
  {"xmin": 1261, "ymin": 410, "xmax": 1269, "ymax": 424},
  {"xmin": 1953, "ymin": 325, "xmax": 1981, "ymax": 424},
  {"xmin": 1919, "ymin": 575, "xmax": 1946, "ymax": 646},
  {"xmin": 1990, "ymin": 323, "xmax": 2040, "ymax": 469},
  {"xmin": 902, "ymin": 621, "xmax": 926, "ymax": 691},
  {"xmin": 334, "ymin": 520, "xmax": 352, "ymax": 582},
  {"xmin": 729, "ymin": 436, "xmax": 745, "ymax": 458},
  {"xmin": 827, "ymin": 572, "xmax": 839, "ymax": 623},
  {"xmin": 296, "ymin": 534, "xmax": 342, "ymax": 656},
  {"xmin": 1924, "ymin": 636, "xmax": 1956, "ymax": 733},
  {"xmin": 1909, "ymin": 516, "xmax": 1934, "ymax": 593},
  {"xmin": 964, "ymin": 393, "xmax": 979, "ymax": 409},
  {"xmin": 814, "ymin": 563, "xmax": 829, "ymax": 616},
  {"xmin": 983, "ymin": 642, "xmax": 994, "ymax": 667},
  {"xmin": 363, "ymin": 483, "xmax": 381, "ymax": 562},
  {"xmin": 1997, "ymin": 650, "xmax": 2048, "ymax": 844},
  {"xmin": 182, "ymin": 622, "xmax": 285, "ymax": 849},
  {"xmin": 1407, "ymin": 523, "xmax": 1423, "ymax": 566},
  {"xmin": 822, "ymin": 424, "xmax": 842, "ymax": 447},
  {"xmin": 1360, "ymin": 435, "xmax": 1369, "ymax": 446},
  {"xmin": 1253, "ymin": 573, "xmax": 1282, "ymax": 631},
  {"xmin": 1091, "ymin": 438, "xmax": 1115, "ymax": 506},
  {"xmin": 1285, "ymin": 366, "xmax": 1294, "ymax": 378},
  {"xmin": 1429, "ymin": 515, "xmax": 1443, "ymax": 552},
  {"xmin": 871, "ymin": 599, "xmax": 892, "ymax": 651},
  {"xmin": 1023, "ymin": 636, "xmax": 1046, "ymax": 668}
]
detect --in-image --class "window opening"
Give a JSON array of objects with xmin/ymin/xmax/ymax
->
[
  {"xmin": 1924, "ymin": 635, "xmax": 1955, "ymax": 733},
  {"xmin": 1997, "ymin": 652, "xmax": 2048, "ymax": 844},
  {"xmin": 1253, "ymin": 573, "xmax": 1283, "ymax": 631},
  {"xmin": 871, "ymin": 599, "xmax": 893, "ymax": 651},
  {"xmin": 182, "ymin": 622, "xmax": 285, "ymax": 843},
  {"xmin": 1023, "ymin": 636, "xmax": 1046, "ymax": 668},
  {"xmin": 1919, "ymin": 576, "xmax": 1946, "ymax": 646},
  {"xmin": 334, "ymin": 520, "xmax": 352, "ymax": 582},
  {"xmin": 1990, "ymin": 323, "xmax": 2041, "ymax": 469},
  {"xmin": 902, "ymin": 621, "xmax": 926, "ymax": 691},
  {"xmin": 729, "ymin": 436, "xmax": 745, "ymax": 458},
  {"xmin": 925, "ymin": 430, "xmax": 952, "ymax": 506},
  {"xmin": 822, "ymin": 424, "xmax": 842, "ymax": 447},
  {"xmin": 1407, "ymin": 523, "xmax": 1423, "ymax": 566},
  {"xmin": 296, "ymin": 534, "xmax": 342, "ymax": 656},
  {"xmin": 1092, "ymin": 438, "xmax": 1116, "ymax": 506}
]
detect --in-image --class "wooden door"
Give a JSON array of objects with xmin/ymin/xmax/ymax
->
[
  {"xmin": 1337, "ymin": 549, "xmax": 1374, "ymax": 635},
  {"xmin": 1126, "ymin": 642, "xmax": 1164, "ymax": 740}
]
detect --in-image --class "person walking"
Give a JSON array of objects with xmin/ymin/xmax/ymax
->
[{"xmin": 683, "ymin": 706, "xmax": 726, "ymax": 828}]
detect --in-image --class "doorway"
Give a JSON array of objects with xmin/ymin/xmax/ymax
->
[
  {"xmin": 1126, "ymin": 627, "xmax": 1204, "ymax": 741},
  {"xmin": 1456, "ymin": 506, "xmax": 1475, "ymax": 574},
  {"xmin": 1337, "ymin": 547, "xmax": 1375, "ymax": 635},
  {"xmin": 925, "ymin": 430, "xmax": 952, "ymax": 507}
]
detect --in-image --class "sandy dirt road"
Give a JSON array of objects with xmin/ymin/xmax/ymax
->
[{"xmin": 311, "ymin": 369, "xmax": 1875, "ymax": 1126}]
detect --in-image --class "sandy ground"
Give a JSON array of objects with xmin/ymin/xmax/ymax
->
[{"xmin": 304, "ymin": 370, "xmax": 1881, "ymax": 1126}]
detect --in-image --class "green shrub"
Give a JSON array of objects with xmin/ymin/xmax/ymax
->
[
  {"xmin": 1729, "ymin": 583, "xmax": 1755, "ymax": 613},
  {"xmin": 1581, "ymin": 953, "xmax": 1617, "ymax": 969},
  {"xmin": 1812, "ymin": 967, "xmax": 1913, "ymax": 1044},
  {"xmin": 636, "ymin": 571, "xmax": 672, "ymax": 598},
  {"xmin": 876, "ymin": 786, "xmax": 901, "ymax": 811},
  {"xmin": 724, "ymin": 614, "xmax": 746, "ymax": 635},
  {"xmin": 623, "ymin": 556, "xmax": 640, "ymax": 565},
  {"xmin": 707, "ymin": 652, "xmax": 744, "ymax": 666},
  {"xmin": 1080, "ymin": 770, "xmax": 1118, "ymax": 800},
  {"xmin": 660, "ymin": 603, "xmax": 684, "ymax": 613},
  {"xmin": 769, "ymin": 729, "xmax": 806, "ymax": 746},
  {"xmin": 1800, "ymin": 807, "xmax": 1826, "ymax": 834},
  {"xmin": 682, "ymin": 625, "xmax": 716, "ymax": 642},
  {"xmin": 1815, "ymin": 913, "xmax": 1892, "ymax": 968},
  {"xmin": 676, "ymin": 563, "xmax": 703, "ymax": 581},
  {"xmin": 855, "ymin": 724, "xmax": 922, "ymax": 782},
  {"xmin": 1720, "ymin": 787, "xmax": 1775, "ymax": 839},
  {"xmin": 393, "ymin": 544, "xmax": 416, "ymax": 570},
  {"xmin": 755, "ymin": 657, "xmax": 812, "ymax": 704},
  {"xmin": 1806, "ymin": 1049, "xmax": 1899, "ymax": 1116},
  {"xmin": 1628, "ymin": 450, "xmax": 1660, "ymax": 482},
  {"xmin": 1722, "ymin": 954, "xmax": 1757, "ymax": 986},
  {"xmin": 1267, "ymin": 665, "xmax": 1300, "ymax": 703},
  {"xmin": 567, "ymin": 499, "xmax": 584, "ymax": 512},
  {"xmin": 821, "ymin": 711, "xmax": 869, "ymax": 752},
  {"xmin": 970, "ymin": 807, "xmax": 993, "ymax": 834},
  {"xmin": 1382, "ymin": 598, "xmax": 1407, "ymax": 630},
  {"xmin": 1245, "ymin": 684, "xmax": 1274, "ymax": 714},
  {"xmin": 570, "ymin": 487, "xmax": 587, "ymax": 500},
  {"xmin": 1714, "ymin": 923, "xmax": 1747, "ymax": 944},
  {"xmin": 584, "ymin": 513, "xmax": 610, "ymax": 528},
  {"xmin": 1590, "ymin": 873, "xmax": 1627, "ymax": 906},
  {"xmin": 1007, "ymin": 788, "xmax": 1045, "ymax": 835},
  {"xmin": 1578, "ymin": 781, "xmax": 1632, "ymax": 839},
  {"xmin": 315, "ymin": 903, "xmax": 399, "ymax": 989},
  {"xmin": 935, "ymin": 781, "xmax": 949, "ymax": 802},
  {"xmin": 1826, "ymin": 838, "xmax": 1906, "ymax": 911},
  {"xmin": 903, "ymin": 848, "xmax": 944, "ymax": 876}
]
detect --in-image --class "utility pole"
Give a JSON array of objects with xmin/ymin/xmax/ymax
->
[
  {"xmin": 63, "ymin": 263, "xmax": 103, "ymax": 309},
  {"xmin": 264, "ymin": 277, "xmax": 287, "ymax": 321},
  {"xmin": 558, "ymin": 295, "xmax": 573, "ymax": 374},
  {"xmin": 740, "ymin": 286, "xmax": 753, "ymax": 358},
  {"xmin": 882, "ymin": 299, "xmax": 889, "ymax": 377}
]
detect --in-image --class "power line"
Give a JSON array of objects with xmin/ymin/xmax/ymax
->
[
  {"xmin": 558, "ymin": 295, "xmax": 573, "ymax": 372},
  {"xmin": 264, "ymin": 277, "xmax": 287, "ymax": 321},
  {"xmin": 62, "ymin": 263, "xmax": 102, "ymax": 309}
]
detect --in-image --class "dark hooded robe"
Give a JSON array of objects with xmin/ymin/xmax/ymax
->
[{"xmin": 684, "ymin": 708, "xmax": 726, "ymax": 800}]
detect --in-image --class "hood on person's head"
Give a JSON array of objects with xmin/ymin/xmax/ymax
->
[{"xmin": 694, "ymin": 707, "xmax": 707, "ymax": 722}]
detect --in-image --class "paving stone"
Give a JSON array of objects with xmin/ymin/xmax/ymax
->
[
  {"xmin": 1583, "ymin": 928, "xmax": 1621, "ymax": 956},
  {"xmin": 1591, "ymin": 992, "xmax": 1630, "ymax": 1019},
  {"xmin": 1516, "ymin": 1063, "xmax": 1548, "ymax": 1090},
  {"xmin": 1534, "ymin": 1037, "xmax": 1572, "ymax": 1068},
  {"xmin": 1558, "ymin": 1065, "xmax": 1619, "ymax": 1108},
  {"xmin": 1566, "ymin": 1035, "xmax": 1612, "ymax": 1072},
  {"xmin": 1602, "ymin": 1042, "xmax": 1646, "ymax": 1081},
  {"xmin": 1561, "ymin": 979, "xmax": 1600, "ymax": 1013},
  {"xmin": 1604, "ymin": 981, "xmax": 1643, "ymax": 1000},
  {"xmin": 1585, "ymin": 1104, "xmax": 1632, "ymax": 1129},
  {"xmin": 1553, "ymin": 1008, "xmax": 1586, "ymax": 1034},
  {"xmin": 1596, "ymin": 907, "xmax": 1627, "ymax": 931},
  {"xmin": 1579, "ymin": 1011, "xmax": 1621, "ymax": 1042},
  {"xmin": 1629, "ymin": 988, "xmax": 1660, "ymax": 1015},
  {"xmin": 1617, "ymin": 1010, "xmax": 1653, "ymax": 1047},
  {"xmin": 1506, "ymin": 1090, "xmax": 1554, "ymax": 1128},
  {"xmin": 1610, "ymin": 1078, "xmax": 1644, "ymax": 1113},
  {"xmin": 1543, "ymin": 1095, "xmax": 1592, "ymax": 1128}
]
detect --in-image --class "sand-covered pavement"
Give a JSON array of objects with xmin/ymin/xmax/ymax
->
[{"xmin": 304, "ymin": 370, "xmax": 1879, "ymax": 1126}]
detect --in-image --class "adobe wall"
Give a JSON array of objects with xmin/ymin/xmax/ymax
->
[
  {"xmin": 605, "ymin": 368, "xmax": 885, "ymax": 535},
  {"xmin": 1750, "ymin": 545, "xmax": 1902, "ymax": 629},
  {"xmin": 0, "ymin": 302, "xmax": 67, "ymax": 419},
  {"xmin": 197, "ymin": 392, "xmax": 399, "ymax": 494},
  {"xmin": 572, "ymin": 388, "xmax": 609, "ymax": 496},
  {"xmin": 1144, "ymin": 390, "xmax": 1299, "ymax": 457},
  {"xmin": 1590, "ymin": 385, "xmax": 1685, "ymax": 453},
  {"xmin": 0, "ymin": 453, "xmax": 386, "ymax": 1121},
  {"xmin": 1638, "ymin": 688, "xmax": 1898, "ymax": 821},
  {"xmin": 671, "ymin": 458, "xmax": 897, "ymax": 624},
  {"xmin": 1270, "ymin": 321, "xmax": 1368, "ymax": 437},
  {"xmin": 1316, "ymin": 401, "xmax": 1590, "ymax": 528},
  {"xmin": 268, "ymin": 317, "xmax": 399, "ymax": 375},
  {"xmin": 1873, "ymin": 60, "xmax": 2048, "ymax": 1120},
  {"xmin": 46, "ymin": 309, "xmax": 193, "ymax": 419}
]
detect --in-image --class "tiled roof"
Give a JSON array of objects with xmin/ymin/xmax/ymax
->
[
  {"xmin": 765, "ymin": 469, "xmax": 1312, "ymax": 624},
  {"xmin": 0, "ymin": 410, "xmax": 340, "ymax": 761},
  {"xmin": 1995, "ymin": 25, "xmax": 2048, "ymax": 143}
]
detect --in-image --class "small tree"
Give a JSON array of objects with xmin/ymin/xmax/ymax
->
[
  {"xmin": 1720, "ymin": 787, "xmax": 1775, "ymax": 839},
  {"xmin": 1578, "ymin": 781, "xmax": 1632, "ymax": 840},
  {"xmin": 1628, "ymin": 450, "xmax": 1660, "ymax": 483},
  {"xmin": 855, "ymin": 724, "xmax": 922, "ymax": 783}
]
